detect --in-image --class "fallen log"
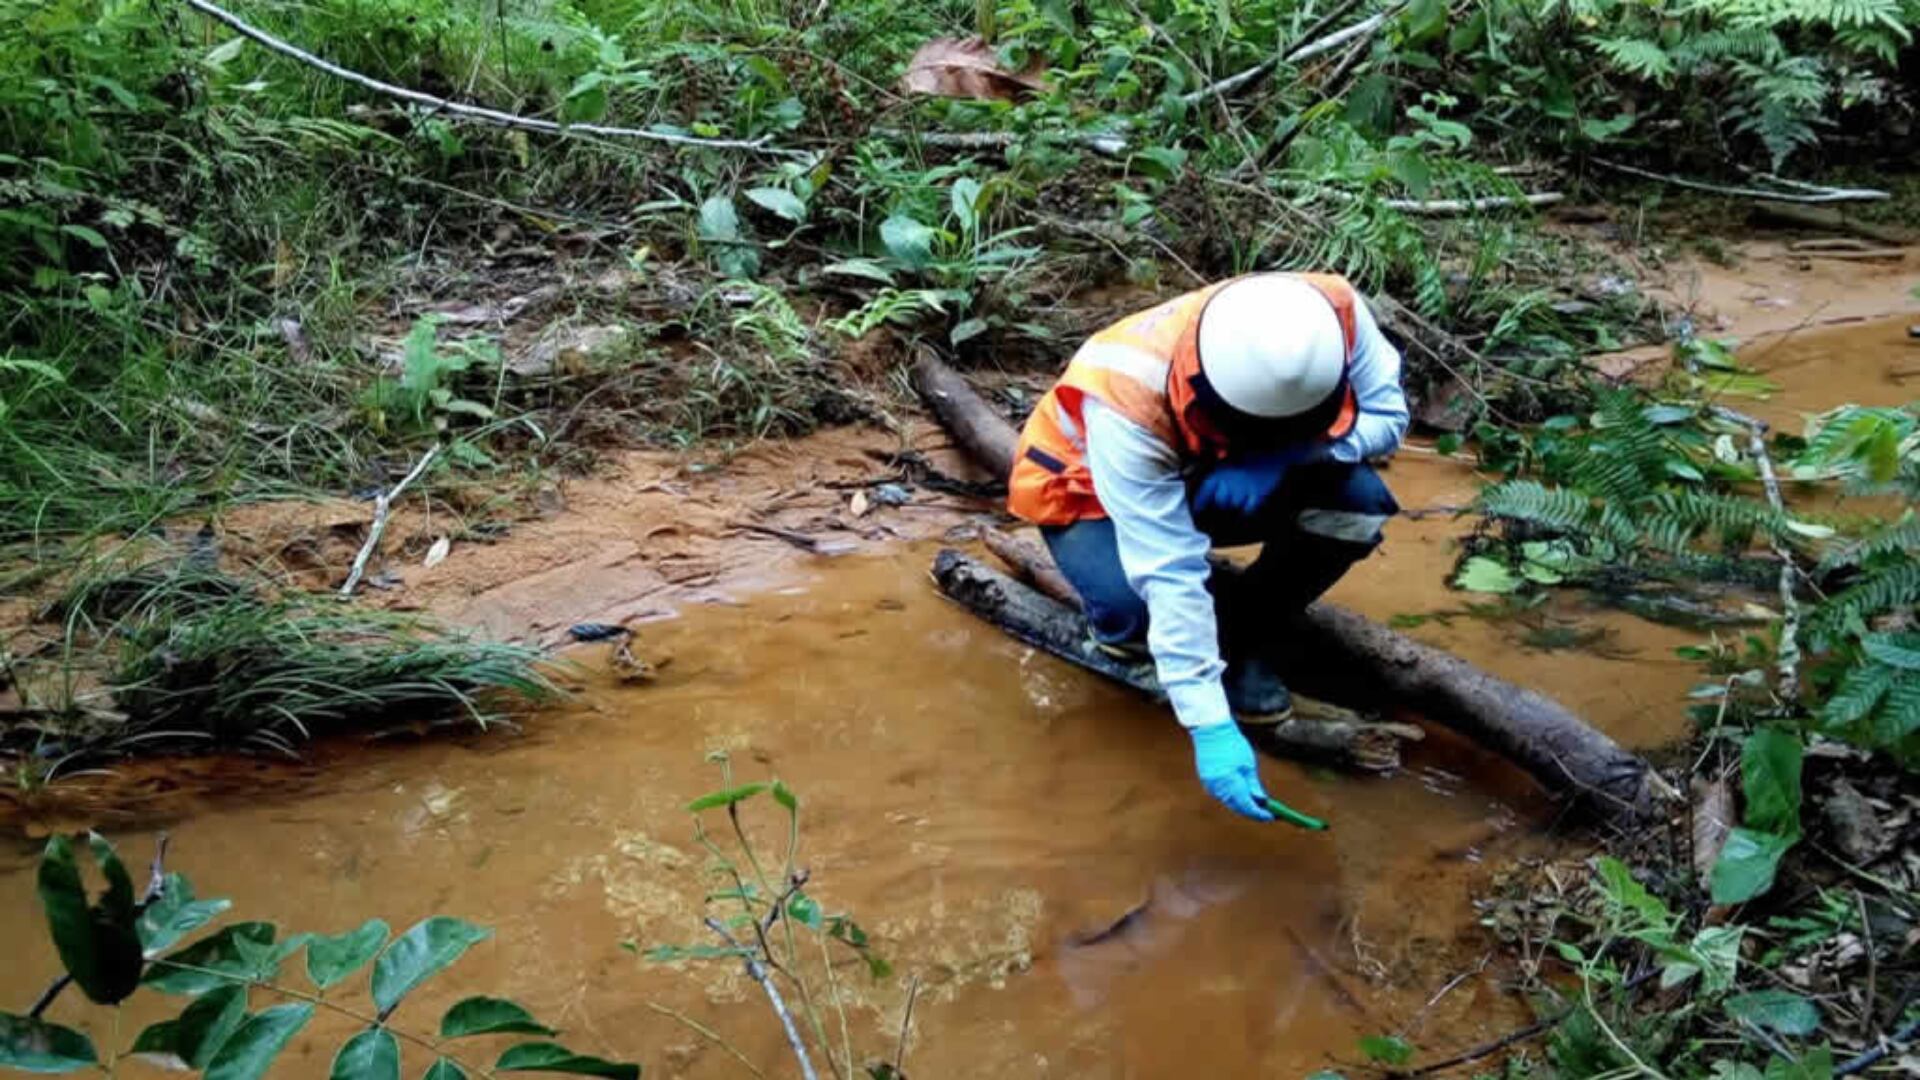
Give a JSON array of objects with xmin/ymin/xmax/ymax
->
[
  {"xmin": 912, "ymin": 351, "xmax": 1669, "ymax": 819},
  {"xmin": 934, "ymin": 549, "xmax": 1419, "ymax": 774}
]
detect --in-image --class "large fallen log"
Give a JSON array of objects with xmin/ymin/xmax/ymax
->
[
  {"xmin": 943, "ymin": 542, "xmax": 1424, "ymax": 774},
  {"xmin": 911, "ymin": 350, "xmax": 1670, "ymax": 820}
]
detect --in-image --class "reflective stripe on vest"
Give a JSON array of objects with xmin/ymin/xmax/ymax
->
[{"xmin": 1006, "ymin": 273, "xmax": 1360, "ymax": 526}]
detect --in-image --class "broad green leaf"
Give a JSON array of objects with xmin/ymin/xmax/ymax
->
[
  {"xmin": 1357, "ymin": 1034, "xmax": 1413, "ymax": 1066},
  {"xmin": 1664, "ymin": 459, "xmax": 1706, "ymax": 483},
  {"xmin": 1642, "ymin": 404, "xmax": 1693, "ymax": 425},
  {"xmin": 130, "ymin": 1020, "xmax": 182, "ymax": 1062},
  {"xmin": 495, "ymin": 1041, "xmax": 640, "ymax": 1079},
  {"xmin": 330, "ymin": 1027, "xmax": 401, "ymax": 1080},
  {"xmin": 372, "ymin": 918, "xmax": 492, "ymax": 1016},
  {"xmin": 686, "ymin": 783, "xmax": 768, "ymax": 812},
  {"xmin": 786, "ymin": 892, "xmax": 823, "ymax": 931},
  {"xmin": 138, "ymin": 874, "xmax": 233, "ymax": 956},
  {"xmin": 59, "ymin": 224, "xmax": 109, "ymax": 250},
  {"xmin": 696, "ymin": 196, "xmax": 740, "ymax": 243},
  {"xmin": 1685, "ymin": 925, "xmax": 1744, "ymax": 994},
  {"xmin": 1453, "ymin": 555, "xmax": 1521, "ymax": 595},
  {"xmin": 0, "ymin": 1013, "xmax": 97, "ymax": 1073},
  {"xmin": 949, "ymin": 318, "xmax": 989, "ymax": 346},
  {"xmin": 879, "ymin": 216, "xmax": 934, "ymax": 270},
  {"xmin": 309, "ymin": 919, "xmax": 390, "ymax": 991},
  {"xmin": 744, "ymin": 187, "xmax": 807, "ymax": 223},
  {"xmin": 130, "ymin": 988, "xmax": 248, "ymax": 1068},
  {"xmin": 38, "ymin": 834, "xmax": 143, "ymax": 1005},
  {"xmin": 1764, "ymin": 1045, "xmax": 1833, "ymax": 1080},
  {"xmin": 145, "ymin": 922, "xmax": 280, "ymax": 994},
  {"xmin": 423, "ymin": 1059, "xmax": 470, "ymax": 1080},
  {"xmin": 1710, "ymin": 827, "xmax": 1796, "ymax": 904},
  {"xmin": 172, "ymin": 984, "xmax": 250, "ymax": 1068},
  {"xmin": 1725, "ymin": 989, "xmax": 1821, "ymax": 1036},
  {"xmin": 770, "ymin": 780, "xmax": 798, "ymax": 813},
  {"xmin": 949, "ymin": 178, "xmax": 983, "ymax": 234},
  {"xmin": 1862, "ymin": 632, "xmax": 1920, "ymax": 671},
  {"xmin": 203, "ymin": 37, "xmax": 246, "ymax": 67},
  {"xmin": 440, "ymin": 997, "xmax": 555, "ymax": 1038},
  {"xmin": 820, "ymin": 259, "xmax": 895, "ymax": 286},
  {"xmin": 202, "ymin": 1003, "xmax": 314, "ymax": 1080},
  {"xmin": 1741, "ymin": 727, "xmax": 1803, "ymax": 837},
  {"xmin": 1594, "ymin": 856, "xmax": 1671, "ymax": 928}
]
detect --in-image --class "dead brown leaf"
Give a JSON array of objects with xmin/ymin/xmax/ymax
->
[
  {"xmin": 1691, "ymin": 775, "xmax": 1734, "ymax": 891},
  {"xmin": 900, "ymin": 37, "xmax": 1049, "ymax": 101}
]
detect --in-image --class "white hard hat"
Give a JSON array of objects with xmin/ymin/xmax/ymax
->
[{"xmin": 1196, "ymin": 275, "xmax": 1345, "ymax": 419}]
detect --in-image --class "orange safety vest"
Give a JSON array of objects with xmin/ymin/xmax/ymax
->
[{"xmin": 1007, "ymin": 273, "xmax": 1360, "ymax": 526}]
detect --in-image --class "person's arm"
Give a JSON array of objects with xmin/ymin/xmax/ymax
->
[
  {"xmin": 1081, "ymin": 400, "xmax": 1233, "ymax": 732},
  {"xmin": 1081, "ymin": 400, "xmax": 1274, "ymax": 822},
  {"xmin": 1318, "ymin": 295, "xmax": 1410, "ymax": 464}
]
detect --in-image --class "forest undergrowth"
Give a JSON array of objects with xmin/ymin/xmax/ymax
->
[{"xmin": 3, "ymin": 0, "xmax": 1919, "ymax": 1077}]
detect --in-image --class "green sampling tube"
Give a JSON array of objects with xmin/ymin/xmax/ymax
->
[{"xmin": 1260, "ymin": 795, "xmax": 1329, "ymax": 832}]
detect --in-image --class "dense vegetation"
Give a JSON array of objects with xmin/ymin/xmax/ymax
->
[{"xmin": 2, "ymin": 0, "xmax": 1917, "ymax": 1077}]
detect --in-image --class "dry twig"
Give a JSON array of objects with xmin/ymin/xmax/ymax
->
[
  {"xmin": 181, "ymin": 0, "xmax": 799, "ymax": 155},
  {"xmin": 340, "ymin": 444, "xmax": 440, "ymax": 599}
]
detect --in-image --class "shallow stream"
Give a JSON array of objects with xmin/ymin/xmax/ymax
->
[{"xmin": 0, "ymin": 315, "xmax": 1912, "ymax": 1077}]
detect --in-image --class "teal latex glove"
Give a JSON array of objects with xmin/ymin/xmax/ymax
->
[
  {"xmin": 1189, "ymin": 722, "xmax": 1275, "ymax": 821},
  {"xmin": 1190, "ymin": 453, "xmax": 1291, "ymax": 517}
]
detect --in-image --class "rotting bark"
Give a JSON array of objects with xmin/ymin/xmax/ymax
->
[
  {"xmin": 908, "ymin": 348, "xmax": 1021, "ymax": 477},
  {"xmin": 933, "ymin": 549, "xmax": 1418, "ymax": 773},
  {"xmin": 914, "ymin": 351, "xmax": 1669, "ymax": 819}
]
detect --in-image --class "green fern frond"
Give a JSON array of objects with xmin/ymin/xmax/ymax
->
[
  {"xmin": 1818, "ymin": 511, "xmax": 1920, "ymax": 572},
  {"xmin": 1480, "ymin": 479, "xmax": 1600, "ymax": 532},
  {"xmin": 1822, "ymin": 660, "xmax": 1895, "ymax": 725},
  {"xmin": 1642, "ymin": 489, "xmax": 1791, "ymax": 552},
  {"xmin": 1809, "ymin": 560, "xmax": 1920, "ymax": 642},
  {"xmin": 1590, "ymin": 36, "xmax": 1678, "ymax": 82},
  {"xmin": 1868, "ymin": 671, "xmax": 1920, "ymax": 762}
]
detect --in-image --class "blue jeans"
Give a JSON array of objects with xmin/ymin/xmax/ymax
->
[{"xmin": 1039, "ymin": 461, "xmax": 1397, "ymax": 649}]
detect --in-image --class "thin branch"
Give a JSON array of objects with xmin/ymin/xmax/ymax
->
[
  {"xmin": 1593, "ymin": 159, "xmax": 1889, "ymax": 204},
  {"xmin": 1179, "ymin": 2, "xmax": 1404, "ymax": 107},
  {"xmin": 878, "ymin": 128, "xmax": 1131, "ymax": 156},
  {"xmin": 1710, "ymin": 406, "xmax": 1802, "ymax": 704},
  {"xmin": 893, "ymin": 975, "xmax": 922, "ymax": 1075},
  {"xmin": 180, "ymin": 0, "xmax": 800, "ymax": 156},
  {"xmin": 1838, "ymin": 1014, "xmax": 1920, "ymax": 1077},
  {"xmin": 646, "ymin": 1002, "xmax": 767, "ymax": 1079},
  {"xmin": 707, "ymin": 918, "xmax": 820, "ymax": 1080},
  {"xmin": 339, "ymin": 444, "xmax": 439, "ymax": 599},
  {"xmin": 1392, "ymin": 967, "xmax": 1662, "ymax": 1077},
  {"xmin": 26, "ymin": 977, "xmax": 71, "ymax": 1020}
]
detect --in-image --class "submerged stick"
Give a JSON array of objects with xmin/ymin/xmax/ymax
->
[
  {"xmin": 180, "ymin": 0, "xmax": 796, "ymax": 155},
  {"xmin": 339, "ymin": 444, "xmax": 439, "ymax": 599},
  {"xmin": 934, "ymin": 549, "xmax": 1419, "ymax": 773}
]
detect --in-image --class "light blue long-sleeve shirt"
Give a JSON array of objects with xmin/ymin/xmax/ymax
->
[{"xmin": 1081, "ymin": 294, "xmax": 1409, "ymax": 731}]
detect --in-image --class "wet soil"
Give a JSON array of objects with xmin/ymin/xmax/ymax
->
[{"xmin": 0, "ymin": 253, "xmax": 1913, "ymax": 1078}]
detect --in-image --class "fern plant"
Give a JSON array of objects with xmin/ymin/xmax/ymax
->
[{"xmin": 1555, "ymin": 0, "xmax": 1913, "ymax": 167}]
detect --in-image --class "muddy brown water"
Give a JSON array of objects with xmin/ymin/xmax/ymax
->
[{"xmin": 0, "ymin": 315, "xmax": 1913, "ymax": 1077}]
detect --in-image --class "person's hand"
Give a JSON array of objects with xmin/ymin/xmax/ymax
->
[
  {"xmin": 1189, "ymin": 722, "xmax": 1275, "ymax": 821},
  {"xmin": 1190, "ymin": 454, "xmax": 1289, "ymax": 517}
]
